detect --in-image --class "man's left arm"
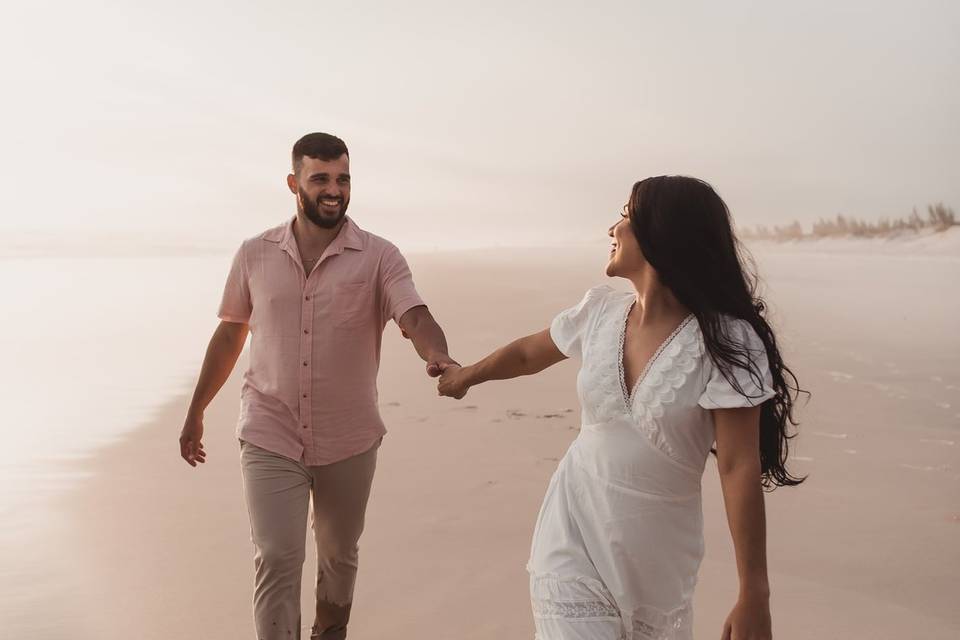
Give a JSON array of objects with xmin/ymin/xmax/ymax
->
[
  {"xmin": 398, "ymin": 305, "xmax": 457, "ymax": 377},
  {"xmin": 380, "ymin": 244, "xmax": 456, "ymax": 377}
]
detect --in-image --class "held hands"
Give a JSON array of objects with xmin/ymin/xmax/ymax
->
[
  {"xmin": 426, "ymin": 354, "xmax": 459, "ymax": 378},
  {"xmin": 423, "ymin": 350, "xmax": 470, "ymax": 399},
  {"xmin": 437, "ymin": 363, "xmax": 471, "ymax": 399}
]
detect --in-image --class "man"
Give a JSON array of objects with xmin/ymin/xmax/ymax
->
[{"xmin": 178, "ymin": 132, "xmax": 455, "ymax": 640}]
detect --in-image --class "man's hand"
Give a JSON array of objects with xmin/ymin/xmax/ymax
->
[
  {"xmin": 426, "ymin": 354, "xmax": 459, "ymax": 378},
  {"xmin": 397, "ymin": 306, "xmax": 455, "ymax": 378},
  {"xmin": 179, "ymin": 413, "xmax": 207, "ymax": 467},
  {"xmin": 437, "ymin": 363, "xmax": 471, "ymax": 399}
]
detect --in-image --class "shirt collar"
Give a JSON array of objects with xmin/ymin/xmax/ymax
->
[{"xmin": 262, "ymin": 215, "xmax": 365, "ymax": 253}]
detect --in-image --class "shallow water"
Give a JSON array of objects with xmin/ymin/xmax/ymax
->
[{"xmin": 0, "ymin": 255, "xmax": 232, "ymax": 531}]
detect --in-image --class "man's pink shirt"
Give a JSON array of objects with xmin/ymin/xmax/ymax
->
[{"xmin": 218, "ymin": 215, "xmax": 426, "ymax": 465}]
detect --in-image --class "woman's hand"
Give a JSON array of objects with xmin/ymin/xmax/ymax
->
[
  {"xmin": 721, "ymin": 593, "xmax": 772, "ymax": 640},
  {"xmin": 437, "ymin": 364, "xmax": 471, "ymax": 399}
]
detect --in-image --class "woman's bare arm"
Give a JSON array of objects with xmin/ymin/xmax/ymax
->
[
  {"xmin": 714, "ymin": 405, "xmax": 773, "ymax": 640},
  {"xmin": 437, "ymin": 329, "xmax": 566, "ymax": 398}
]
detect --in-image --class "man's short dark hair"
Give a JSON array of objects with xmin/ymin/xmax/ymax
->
[{"xmin": 292, "ymin": 132, "xmax": 349, "ymax": 174}]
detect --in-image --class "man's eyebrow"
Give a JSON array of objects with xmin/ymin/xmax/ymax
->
[{"xmin": 307, "ymin": 172, "xmax": 350, "ymax": 180}]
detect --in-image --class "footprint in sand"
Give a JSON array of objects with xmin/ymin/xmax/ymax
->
[
  {"xmin": 936, "ymin": 402, "xmax": 952, "ymax": 410},
  {"xmin": 453, "ymin": 405, "xmax": 478, "ymax": 411},
  {"xmin": 491, "ymin": 418, "xmax": 503, "ymax": 423},
  {"xmin": 946, "ymin": 384, "xmax": 960, "ymax": 391},
  {"xmin": 537, "ymin": 412, "xmax": 567, "ymax": 419},
  {"xmin": 827, "ymin": 371, "xmax": 854, "ymax": 383},
  {"xmin": 811, "ymin": 431, "xmax": 849, "ymax": 439},
  {"xmin": 382, "ymin": 401, "xmax": 401, "ymax": 407},
  {"xmin": 843, "ymin": 449, "xmax": 858, "ymax": 455},
  {"xmin": 506, "ymin": 409, "xmax": 528, "ymax": 419},
  {"xmin": 540, "ymin": 456, "xmax": 560, "ymax": 463},
  {"xmin": 919, "ymin": 438, "xmax": 956, "ymax": 446},
  {"xmin": 946, "ymin": 514, "xmax": 960, "ymax": 524},
  {"xmin": 899, "ymin": 463, "xmax": 953, "ymax": 473},
  {"xmin": 790, "ymin": 456, "xmax": 814, "ymax": 462},
  {"xmin": 931, "ymin": 376, "xmax": 944, "ymax": 383}
]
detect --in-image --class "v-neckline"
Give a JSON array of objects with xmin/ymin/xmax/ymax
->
[{"xmin": 617, "ymin": 298, "xmax": 694, "ymax": 409}]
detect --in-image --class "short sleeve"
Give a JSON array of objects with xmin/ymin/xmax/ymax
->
[
  {"xmin": 549, "ymin": 285, "xmax": 612, "ymax": 358},
  {"xmin": 217, "ymin": 241, "xmax": 252, "ymax": 323},
  {"xmin": 380, "ymin": 244, "xmax": 426, "ymax": 324},
  {"xmin": 698, "ymin": 318, "xmax": 775, "ymax": 409}
]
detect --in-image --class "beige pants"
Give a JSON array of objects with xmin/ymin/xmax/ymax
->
[{"xmin": 240, "ymin": 438, "xmax": 379, "ymax": 640}]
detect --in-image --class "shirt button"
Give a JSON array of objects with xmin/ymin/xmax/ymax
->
[
  {"xmin": 304, "ymin": 295, "xmax": 310, "ymax": 301},
  {"xmin": 303, "ymin": 361, "xmax": 308, "ymax": 366},
  {"xmin": 304, "ymin": 329, "xmax": 309, "ymax": 334},
  {"xmin": 303, "ymin": 393, "xmax": 307, "ymax": 398},
  {"xmin": 302, "ymin": 424, "xmax": 308, "ymax": 429}
]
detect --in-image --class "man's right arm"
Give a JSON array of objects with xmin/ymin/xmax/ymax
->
[{"xmin": 179, "ymin": 320, "xmax": 249, "ymax": 467}]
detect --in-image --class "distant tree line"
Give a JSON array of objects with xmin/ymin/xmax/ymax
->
[{"xmin": 741, "ymin": 203, "xmax": 956, "ymax": 241}]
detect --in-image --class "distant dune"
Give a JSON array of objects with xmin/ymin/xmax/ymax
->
[{"xmin": 745, "ymin": 225, "xmax": 960, "ymax": 257}]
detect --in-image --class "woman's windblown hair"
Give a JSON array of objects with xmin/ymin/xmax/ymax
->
[{"xmin": 627, "ymin": 175, "xmax": 807, "ymax": 489}]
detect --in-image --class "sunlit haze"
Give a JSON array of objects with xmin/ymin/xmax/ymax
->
[{"xmin": 1, "ymin": 1, "xmax": 957, "ymax": 252}]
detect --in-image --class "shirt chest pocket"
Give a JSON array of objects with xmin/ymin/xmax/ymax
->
[{"xmin": 331, "ymin": 282, "xmax": 372, "ymax": 328}]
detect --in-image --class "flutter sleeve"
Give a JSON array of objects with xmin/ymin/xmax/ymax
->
[
  {"xmin": 549, "ymin": 285, "xmax": 612, "ymax": 359},
  {"xmin": 698, "ymin": 317, "xmax": 776, "ymax": 409}
]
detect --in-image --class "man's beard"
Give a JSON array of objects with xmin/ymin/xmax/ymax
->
[{"xmin": 299, "ymin": 188, "xmax": 349, "ymax": 229}]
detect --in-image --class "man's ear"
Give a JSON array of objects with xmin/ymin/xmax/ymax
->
[{"xmin": 286, "ymin": 173, "xmax": 298, "ymax": 194}]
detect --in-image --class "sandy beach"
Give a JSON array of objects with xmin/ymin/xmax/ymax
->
[{"xmin": 12, "ymin": 240, "xmax": 960, "ymax": 639}]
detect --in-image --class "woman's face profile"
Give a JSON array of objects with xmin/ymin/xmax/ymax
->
[{"xmin": 606, "ymin": 204, "xmax": 646, "ymax": 278}]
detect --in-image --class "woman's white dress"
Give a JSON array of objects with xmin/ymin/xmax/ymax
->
[{"xmin": 528, "ymin": 285, "xmax": 774, "ymax": 640}]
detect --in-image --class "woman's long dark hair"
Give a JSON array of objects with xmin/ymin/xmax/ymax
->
[{"xmin": 628, "ymin": 176, "xmax": 806, "ymax": 489}]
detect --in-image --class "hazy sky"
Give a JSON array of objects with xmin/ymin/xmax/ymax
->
[{"xmin": 1, "ymin": 1, "xmax": 957, "ymax": 251}]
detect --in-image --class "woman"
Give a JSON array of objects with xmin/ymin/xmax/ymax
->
[{"xmin": 437, "ymin": 176, "xmax": 804, "ymax": 640}]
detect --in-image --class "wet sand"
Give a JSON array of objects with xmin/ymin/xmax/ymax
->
[{"xmin": 18, "ymin": 243, "xmax": 960, "ymax": 639}]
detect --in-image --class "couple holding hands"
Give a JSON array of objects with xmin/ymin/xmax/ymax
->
[{"xmin": 180, "ymin": 132, "xmax": 802, "ymax": 640}]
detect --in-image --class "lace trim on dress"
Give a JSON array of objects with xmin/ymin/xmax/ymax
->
[
  {"xmin": 631, "ymin": 323, "xmax": 701, "ymax": 419},
  {"xmin": 531, "ymin": 598, "xmax": 621, "ymax": 619},
  {"xmin": 618, "ymin": 304, "xmax": 695, "ymax": 407},
  {"xmin": 615, "ymin": 299, "xmax": 636, "ymax": 406},
  {"xmin": 616, "ymin": 305, "xmax": 699, "ymax": 457}
]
